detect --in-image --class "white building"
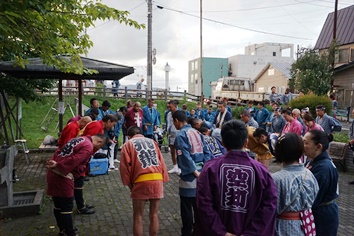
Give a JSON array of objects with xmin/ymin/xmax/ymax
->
[{"xmin": 228, "ymin": 42, "xmax": 295, "ymax": 82}]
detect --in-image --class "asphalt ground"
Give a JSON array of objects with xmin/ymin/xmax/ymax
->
[{"xmin": 1, "ymin": 148, "xmax": 354, "ymax": 236}]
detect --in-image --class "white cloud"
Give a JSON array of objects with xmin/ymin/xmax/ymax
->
[{"xmin": 87, "ymin": 0, "xmax": 352, "ymax": 91}]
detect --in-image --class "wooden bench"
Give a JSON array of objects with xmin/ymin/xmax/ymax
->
[{"xmin": 328, "ymin": 141, "xmax": 350, "ymax": 172}]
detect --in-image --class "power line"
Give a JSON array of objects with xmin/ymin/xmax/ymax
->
[
  {"xmin": 293, "ymin": 0, "xmax": 350, "ymax": 8},
  {"xmin": 154, "ymin": 3, "xmax": 315, "ymax": 41},
  {"xmin": 235, "ymin": 8, "xmax": 326, "ymax": 23},
  {"xmin": 159, "ymin": 0, "xmax": 352, "ymax": 13},
  {"xmin": 275, "ymin": 0, "xmax": 318, "ymax": 37},
  {"xmin": 129, "ymin": 1, "xmax": 147, "ymax": 12},
  {"xmin": 175, "ymin": 1, "xmax": 306, "ymax": 13}
]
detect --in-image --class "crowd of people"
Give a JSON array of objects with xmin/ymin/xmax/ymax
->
[{"xmin": 45, "ymin": 91, "xmax": 347, "ymax": 236}]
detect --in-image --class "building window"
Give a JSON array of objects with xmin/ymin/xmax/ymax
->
[
  {"xmin": 191, "ymin": 62, "xmax": 194, "ymax": 70},
  {"xmin": 195, "ymin": 73, "xmax": 198, "ymax": 80},
  {"xmin": 195, "ymin": 60, "xmax": 198, "ymax": 70},
  {"xmin": 339, "ymin": 49, "xmax": 349, "ymax": 63},
  {"xmin": 190, "ymin": 74, "xmax": 194, "ymax": 83},
  {"xmin": 268, "ymin": 68, "xmax": 274, "ymax": 76},
  {"xmin": 230, "ymin": 79, "xmax": 237, "ymax": 85},
  {"xmin": 350, "ymin": 48, "xmax": 354, "ymax": 62},
  {"xmin": 335, "ymin": 48, "xmax": 349, "ymax": 63},
  {"xmin": 273, "ymin": 52, "xmax": 276, "ymax": 56}
]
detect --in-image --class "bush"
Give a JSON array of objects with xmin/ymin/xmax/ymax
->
[
  {"xmin": 288, "ymin": 94, "xmax": 332, "ymax": 116},
  {"xmin": 333, "ymin": 132, "xmax": 349, "ymax": 143},
  {"xmin": 232, "ymin": 105, "xmax": 274, "ymax": 120},
  {"xmin": 232, "ymin": 106, "xmax": 246, "ymax": 119},
  {"xmin": 265, "ymin": 104, "xmax": 274, "ymax": 112}
]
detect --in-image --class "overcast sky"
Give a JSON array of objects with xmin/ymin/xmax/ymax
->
[{"xmin": 87, "ymin": 0, "xmax": 354, "ymax": 91}]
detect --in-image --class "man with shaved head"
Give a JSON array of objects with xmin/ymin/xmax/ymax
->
[
  {"xmin": 46, "ymin": 134, "xmax": 107, "ymax": 236},
  {"xmin": 124, "ymin": 102, "xmax": 144, "ymax": 131},
  {"xmin": 292, "ymin": 108, "xmax": 306, "ymax": 135},
  {"xmin": 57, "ymin": 116, "xmax": 92, "ymax": 149}
]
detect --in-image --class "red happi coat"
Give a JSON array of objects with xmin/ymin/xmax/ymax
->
[
  {"xmin": 46, "ymin": 136, "xmax": 94, "ymax": 198},
  {"xmin": 57, "ymin": 121, "xmax": 80, "ymax": 149},
  {"xmin": 125, "ymin": 108, "xmax": 143, "ymax": 129},
  {"xmin": 81, "ymin": 120, "xmax": 104, "ymax": 136},
  {"xmin": 120, "ymin": 134, "xmax": 169, "ymax": 188}
]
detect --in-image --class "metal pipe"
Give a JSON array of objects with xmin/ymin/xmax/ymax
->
[{"xmin": 147, "ymin": 0, "xmax": 153, "ymax": 97}]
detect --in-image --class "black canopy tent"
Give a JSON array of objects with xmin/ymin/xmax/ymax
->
[{"xmin": 0, "ymin": 57, "xmax": 134, "ymax": 140}]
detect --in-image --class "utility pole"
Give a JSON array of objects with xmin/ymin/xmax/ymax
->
[
  {"xmin": 333, "ymin": 0, "xmax": 338, "ymax": 41},
  {"xmin": 330, "ymin": 0, "xmax": 338, "ymax": 93},
  {"xmin": 147, "ymin": 0, "xmax": 153, "ymax": 98},
  {"xmin": 199, "ymin": 0, "xmax": 204, "ymax": 105}
]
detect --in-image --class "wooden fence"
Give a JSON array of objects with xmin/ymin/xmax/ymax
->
[{"xmin": 41, "ymin": 86, "xmax": 201, "ymax": 102}]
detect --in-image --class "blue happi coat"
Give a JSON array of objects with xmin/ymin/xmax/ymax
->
[
  {"xmin": 204, "ymin": 111, "xmax": 215, "ymax": 123},
  {"xmin": 270, "ymin": 115, "xmax": 286, "ymax": 133},
  {"xmin": 113, "ymin": 112, "xmax": 124, "ymax": 140},
  {"xmin": 316, "ymin": 113, "xmax": 341, "ymax": 134},
  {"xmin": 175, "ymin": 124, "xmax": 212, "ymax": 197},
  {"xmin": 309, "ymin": 151, "xmax": 339, "ymax": 236},
  {"xmin": 182, "ymin": 110, "xmax": 190, "ymax": 117},
  {"xmin": 142, "ymin": 105, "xmax": 160, "ymax": 136},
  {"xmin": 195, "ymin": 109, "xmax": 204, "ymax": 120},
  {"xmin": 85, "ymin": 108, "xmax": 105, "ymax": 120},
  {"xmin": 255, "ymin": 108, "xmax": 270, "ymax": 129},
  {"xmin": 112, "ymin": 80, "xmax": 120, "ymax": 93},
  {"xmin": 203, "ymin": 135, "xmax": 226, "ymax": 158},
  {"xmin": 100, "ymin": 108, "xmax": 115, "ymax": 116}
]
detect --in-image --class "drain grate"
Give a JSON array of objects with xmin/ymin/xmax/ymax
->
[{"xmin": 13, "ymin": 198, "xmax": 35, "ymax": 205}]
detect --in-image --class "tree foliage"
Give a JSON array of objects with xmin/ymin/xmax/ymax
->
[
  {"xmin": 0, "ymin": 0, "xmax": 144, "ymax": 101},
  {"xmin": 288, "ymin": 94, "xmax": 332, "ymax": 116},
  {"xmin": 290, "ymin": 46, "xmax": 334, "ymax": 96}
]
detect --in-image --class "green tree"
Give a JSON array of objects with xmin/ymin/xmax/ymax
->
[
  {"xmin": 290, "ymin": 46, "xmax": 334, "ymax": 96},
  {"xmin": 0, "ymin": 0, "xmax": 144, "ymax": 102}
]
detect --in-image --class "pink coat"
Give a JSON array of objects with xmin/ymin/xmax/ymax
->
[
  {"xmin": 281, "ymin": 119, "xmax": 303, "ymax": 136},
  {"xmin": 305, "ymin": 122, "xmax": 324, "ymax": 133}
]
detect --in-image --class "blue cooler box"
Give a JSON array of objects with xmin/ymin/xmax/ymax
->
[{"xmin": 89, "ymin": 158, "xmax": 108, "ymax": 175}]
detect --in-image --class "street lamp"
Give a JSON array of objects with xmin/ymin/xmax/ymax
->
[{"xmin": 164, "ymin": 62, "xmax": 170, "ymax": 91}]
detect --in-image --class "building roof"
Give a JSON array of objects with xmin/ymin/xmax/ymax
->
[
  {"xmin": 0, "ymin": 56, "xmax": 134, "ymax": 80},
  {"xmin": 0, "ymin": 56, "xmax": 135, "ymax": 132},
  {"xmin": 315, "ymin": 5, "xmax": 354, "ymax": 49},
  {"xmin": 254, "ymin": 62, "xmax": 292, "ymax": 82},
  {"xmin": 333, "ymin": 60, "xmax": 354, "ymax": 73}
]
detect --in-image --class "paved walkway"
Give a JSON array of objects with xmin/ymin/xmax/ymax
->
[{"xmin": 1, "ymin": 150, "xmax": 354, "ymax": 236}]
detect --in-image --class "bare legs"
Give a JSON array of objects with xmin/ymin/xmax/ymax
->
[
  {"xmin": 168, "ymin": 145, "xmax": 180, "ymax": 174},
  {"xmin": 170, "ymin": 145, "xmax": 177, "ymax": 165},
  {"xmin": 132, "ymin": 199, "xmax": 160, "ymax": 236},
  {"xmin": 148, "ymin": 199, "xmax": 160, "ymax": 236}
]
